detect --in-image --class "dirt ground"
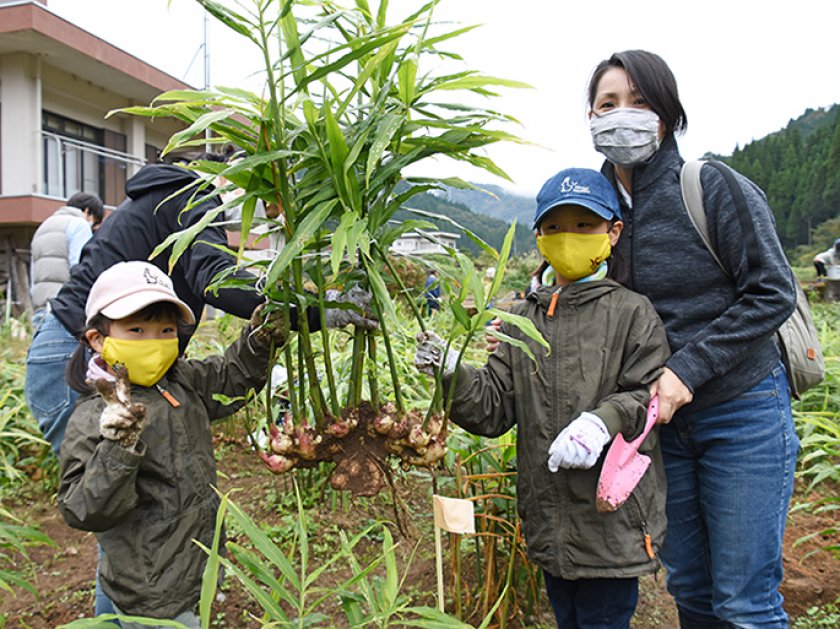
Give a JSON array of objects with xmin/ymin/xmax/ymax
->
[{"xmin": 2, "ymin": 428, "xmax": 838, "ymax": 629}]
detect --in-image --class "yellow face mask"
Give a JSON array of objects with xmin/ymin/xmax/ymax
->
[
  {"xmin": 101, "ymin": 337, "xmax": 179, "ymax": 387},
  {"xmin": 536, "ymin": 232, "xmax": 611, "ymax": 281}
]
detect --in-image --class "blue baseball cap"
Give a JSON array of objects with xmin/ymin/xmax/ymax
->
[{"xmin": 533, "ymin": 168, "xmax": 621, "ymax": 229}]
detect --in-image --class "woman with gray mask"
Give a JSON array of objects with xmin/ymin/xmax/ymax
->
[{"xmin": 588, "ymin": 50, "xmax": 798, "ymax": 628}]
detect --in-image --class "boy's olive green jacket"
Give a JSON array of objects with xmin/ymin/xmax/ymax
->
[
  {"xmin": 58, "ymin": 328, "xmax": 270, "ymax": 619},
  {"xmin": 445, "ymin": 279, "xmax": 671, "ymax": 579}
]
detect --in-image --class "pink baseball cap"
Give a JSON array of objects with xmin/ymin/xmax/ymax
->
[{"xmin": 85, "ymin": 261, "xmax": 195, "ymax": 325}]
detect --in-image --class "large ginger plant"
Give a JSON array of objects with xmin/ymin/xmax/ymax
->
[{"xmin": 118, "ymin": 0, "xmax": 546, "ymax": 494}]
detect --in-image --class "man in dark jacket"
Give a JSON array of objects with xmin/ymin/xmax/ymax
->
[
  {"xmin": 424, "ymin": 270, "xmax": 441, "ymax": 316},
  {"xmin": 25, "ymin": 161, "xmax": 273, "ymax": 456},
  {"xmin": 27, "ymin": 159, "xmax": 370, "ymax": 452},
  {"xmin": 25, "ymin": 159, "xmax": 374, "ymax": 617}
]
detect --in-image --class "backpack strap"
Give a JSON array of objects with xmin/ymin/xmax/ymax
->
[
  {"xmin": 680, "ymin": 159, "xmax": 812, "ymax": 396},
  {"xmin": 679, "ymin": 160, "xmax": 728, "ymax": 276}
]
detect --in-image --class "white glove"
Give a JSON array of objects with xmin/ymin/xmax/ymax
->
[
  {"xmin": 547, "ymin": 412, "xmax": 610, "ymax": 471},
  {"xmin": 414, "ymin": 331, "xmax": 458, "ymax": 376},
  {"xmin": 94, "ymin": 365, "xmax": 147, "ymax": 449},
  {"xmin": 323, "ymin": 286, "xmax": 379, "ymax": 331},
  {"xmin": 100, "ymin": 402, "xmax": 146, "ymax": 448}
]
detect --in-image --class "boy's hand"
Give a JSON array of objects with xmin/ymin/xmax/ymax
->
[
  {"xmin": 414, "ymin": 331, "xmax": 458, "ymax": 376},
  {"xmin": 485, "ymin": 317, "xmax": 502, "ymax": 353},
  {"xmin": 95, "ymin": 365, "xmax": 147, "ymax": 449},
  {"xmin": 548, "ymin": 412, "xmax": 610, "ymax": 471},
  {"xmin": 323, "ymin": 286, "xmax": 379, "ymax": 331}
]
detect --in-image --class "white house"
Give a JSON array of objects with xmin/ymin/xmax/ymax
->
[
  {"xmin": 0, "ymin": 0, "xmax": 188, "ymax": 314},
  {"xmin": 390, "ymin": 231, "xmax": 459, "ymax": 256}
]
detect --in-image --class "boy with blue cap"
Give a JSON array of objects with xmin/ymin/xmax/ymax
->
[{"xmin": 416, "ymin": 168, "xmax": 671, "ymax": 628}]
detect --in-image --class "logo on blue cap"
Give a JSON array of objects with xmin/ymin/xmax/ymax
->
[
  {"xmin": 560, "ymin": 176, "xmax": 587, "ymax": 194},
  {"xmin": 533, "ymin": 168, "xmax": 621, "ymax": 229}
]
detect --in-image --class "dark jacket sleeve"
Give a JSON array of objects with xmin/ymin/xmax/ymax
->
[
  {"xmin": 174, "ymin": 195, "xmax": 323, "ymax": 332},
  {"xmin": 666, "ymin": 166, "xmax": 796, "ymax": 392},
  {"xmin": 442, "ymin": 336, "xmax": 518, "ymax": 438},
  {"xmin": 591, "ymin": 297, "xmax": 671, "ymax": 440},
  {"xmin": 179, "ymin": 325, "xmax": 272, "ymax": 420},
  {"xmin": 174, "ymin": 194, "xmax": 264, "ymax": 320},
  {"xmin": 58, "ymin": 402, "xmax": 145, "ymax": 532}
]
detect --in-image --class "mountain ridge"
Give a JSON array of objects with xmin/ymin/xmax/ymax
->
[{"xmin": 403, "ymin": 103, "xmax": 840, "ymax": 252}]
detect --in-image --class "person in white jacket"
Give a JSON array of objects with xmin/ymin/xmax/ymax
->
[
  {"xmin": 29, "ymin": 192, "xmax": 104, "ymax": 327},
  {"xmin": 813, "ymin": 238, "xmax": 840, "ymax": 277}
]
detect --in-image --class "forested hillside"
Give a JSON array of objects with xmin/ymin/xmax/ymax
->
[
  {"xmin": 397, "ymin": 189, "xmax": 536, "ymax": 255},
  {"xmin": 438, "ymin": 184, "xmax": 535, "ymax": 228},
  {"xmin": 722, "ymin": 104, "xmax": 840, "ymax": 248},
  {"xmin": 399, "ymin": 104, "xmax": 840, "ymax": 257}
]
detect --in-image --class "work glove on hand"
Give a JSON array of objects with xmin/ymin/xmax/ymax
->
[
  {"xmin": 94, "ymin": 364, "xmax": 147, "ymax": 449},
  {"xmin": 414, "ymin": 331, "xmax": 458, "ymax": 376},
  {"xmin": 547, "ymin": 412, "xmax": 610, "ymax": 471},
  {"xmin": 323, "ymin": 286, "xmax": 379, "ymax": 331},
  {"xmin": 250, "ymin": 302, "xmax": 288, "ymax": 346}
]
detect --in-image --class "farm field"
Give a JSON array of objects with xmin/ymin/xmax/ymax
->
[
  {"xmin": 2, "ymin": 427, "xmax": 838, "ymax": 628},
  {"xmin": 2, "ymin": 0, "xmax": 840, "ymax": 626},
  {"xmin": 1, "ymin": 300, "xmax": 839, "ymax": 628}
]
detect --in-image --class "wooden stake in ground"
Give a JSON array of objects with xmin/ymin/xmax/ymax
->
[{"xmin": 432, "ymin": 495, "xmax": 475, "ymax": 612}]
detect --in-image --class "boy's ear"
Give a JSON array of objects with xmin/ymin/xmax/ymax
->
[
  {"xmin": 86, "ymin": 329, "xmax": 105, "ymax": 354},
  {"xmin": 608, "ymin": 220, "xmax": 624, "ymax": 246}
]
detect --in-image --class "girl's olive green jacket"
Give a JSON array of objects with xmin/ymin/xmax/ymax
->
[
  {"xmin": 58, "ymin": 328, "xmax": 270, "ymax": 619},
  {"xmin": 445, "ymin": 279, "xmax": 671, "ymax": 579}
]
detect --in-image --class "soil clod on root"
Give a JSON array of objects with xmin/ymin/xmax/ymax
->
[{"xmin": 259, "ymin": 401, "xmax": 446, "ymax": 498}]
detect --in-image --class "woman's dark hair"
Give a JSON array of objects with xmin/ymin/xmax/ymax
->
[
  {"xmin": 587, "ymin": 50, "xmax": 688, "ymax": 136},
  {"xmin": 602, "ymin": 212, "xmax": 628, "ymax": 284},
  {"xmin": 607, "ymin": 246, "xmax": 627, "ymax": 285},
  {"xmin": 66, "ymin": 313, "xmax": 110, "ymax": 395},
  {"xmin": 66, "ymin": 301, "xmax": 188, "ymax": 395}
]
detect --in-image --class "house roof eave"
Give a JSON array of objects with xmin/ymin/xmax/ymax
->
[{"xmin": 0, "ymin": 2, "xmax": 192, "ymax": 102}]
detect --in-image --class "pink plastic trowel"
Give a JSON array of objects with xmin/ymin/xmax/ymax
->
[{"xmin": 596, "ymin": 395, "xmax": 659, "ymax": 513}]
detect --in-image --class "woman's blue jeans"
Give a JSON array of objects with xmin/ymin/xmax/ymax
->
[{"xmin": 659, "ymin": 364, "xmax": 798, "ymax": 628}]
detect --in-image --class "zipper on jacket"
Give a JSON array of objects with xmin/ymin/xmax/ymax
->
[
  {"xmin": 155, "ymin": 383, "xmax": 181, "ymax": 408},
  {"xmin": 629, "ymin": 493, "xmax": 655, "ymax": 560}
]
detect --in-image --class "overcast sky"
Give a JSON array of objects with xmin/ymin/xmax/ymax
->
[{"xmin": 48, "ymin": 0, "xmax": 840, "ymax": 196}]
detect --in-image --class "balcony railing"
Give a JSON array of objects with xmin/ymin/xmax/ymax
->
[{"xmin": 42, "ymin": 131, "xmax": 146, "ymax": 201}]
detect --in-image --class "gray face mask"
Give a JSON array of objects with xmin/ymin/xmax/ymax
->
[{"xmin": 590, "ymin": 108, "xmax": 661, "ymax": 168}]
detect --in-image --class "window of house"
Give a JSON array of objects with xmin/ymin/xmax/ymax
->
[
  {"xmin": 42, "ymin": 111, "xmax": 131, "ymax": 205},
  {"xmin": 43, "ymin": 111, "xmax": 103, "ymax": 199}
]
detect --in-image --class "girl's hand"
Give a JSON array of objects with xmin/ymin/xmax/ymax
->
[
  {"xmin": 650, "ymin": 368, "xmax": 692, "ymax": 424},
  {"xmin": 485, "ymin": 318, "xmax": 502, "ymax": 353},
  {"xmin": 95, "ymin": 364, "xmax": 146, "ymax": 449}
]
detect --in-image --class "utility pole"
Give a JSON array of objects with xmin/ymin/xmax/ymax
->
[{"xmin": 204, "ymin": 8, "xmax": 211, "ymax": 153}]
